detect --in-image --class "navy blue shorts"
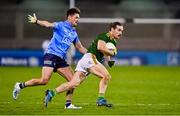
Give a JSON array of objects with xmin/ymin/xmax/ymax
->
[{"xmin": 43, "ymin": 53, "xmax": 69, "ymax": 72}]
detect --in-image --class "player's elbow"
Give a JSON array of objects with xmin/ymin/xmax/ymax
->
[
  {"xmin": 97, "ymin": 45, "xmax": 102, "ymax": 51},
  {"xmin": 45, "ymin": 24, "xmax": 52, "ymax": 28},
  {"xmin": 97, "ymin": 46, "xmax": 105, "ymax": 53},
  {"xmin": 44, "ymin": 22, "xmax": 54, "ymax": 28}
]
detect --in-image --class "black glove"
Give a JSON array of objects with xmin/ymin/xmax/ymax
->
[{"xmin": 108, "ymin": 61, "xmax": 115, "ymax": 68}]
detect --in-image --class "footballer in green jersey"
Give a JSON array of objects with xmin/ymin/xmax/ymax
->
[
  {"xmin": 88, "ymin": 32, "xmax": 117, "ymax": 63},
  {"xmin": 44, "ymin": 22, "xmax": 124, "ymax": 108}
]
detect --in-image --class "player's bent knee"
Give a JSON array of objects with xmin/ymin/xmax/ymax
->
[
  {"xmin": 71, "ymin": 82, "xmax": 80, "ymax": 88},
  {"xmin": 103, "ymin": 73, "xmax": 111, "ymax": 81},
  {"xmin": 103, "ymin": 74, "xmax": 111, "ymax": 84},
  {"xmin": 107, "ymin": 74, "xmax": 111, "ymax": 80},
  {"xmin": 40, "ymin": 78, "xmax": 49, "ymax": 85}
]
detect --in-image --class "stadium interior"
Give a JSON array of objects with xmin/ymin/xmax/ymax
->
[
  {"xmin": 0, "ymin": 1, "xmax": 180, "ymax": 115},
  {"xmin": 0, "ymin": 0, "xmax": 180, "ymax": 51}
]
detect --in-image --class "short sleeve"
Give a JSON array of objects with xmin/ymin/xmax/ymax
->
[
  {"xmin": 53, "ymin": 22, "xmax": 62, "ymax": 29},
  {"xmin": 73, "ymin": 36, "xmax": 80, "ymax": 44},
  {"xmin": 97, "ymin": 34, "xmax": 108, "ymax": 43}
]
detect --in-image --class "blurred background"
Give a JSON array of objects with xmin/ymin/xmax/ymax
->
[{"xmin": 0, "ymin": 0, "xmax": 180, "ymax": 66}]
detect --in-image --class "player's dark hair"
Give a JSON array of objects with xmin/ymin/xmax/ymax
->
[
  {"xmin": 109, "ymin": 22, "xmax": 122, "ymax": 31},
  {"xmin": 66, "ymin": 7, "xmax": 80, "ymax": 18}
]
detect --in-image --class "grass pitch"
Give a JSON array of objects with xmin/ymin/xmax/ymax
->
[{"xmin": 0, "ymin": 66, "xmax": 180, "ymax": 115}]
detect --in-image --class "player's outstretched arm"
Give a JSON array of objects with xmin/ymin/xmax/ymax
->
[
  {"xmin": 75, "ymin": 41, "xmax": 87, "ymax": 54},
  {"xmin": 28, "ymin": 13, "xmax": 54, "ymax": 28}
]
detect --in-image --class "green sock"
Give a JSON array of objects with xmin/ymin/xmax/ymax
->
[
  {"xmin": 98, "ymin": 93, "xmax": 105, "ymax": 100},
  {"xmin": 51, "ymin": 89, "xmax": 57, "ymax": 97}
]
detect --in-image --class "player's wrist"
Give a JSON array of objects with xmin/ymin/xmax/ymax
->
[{"xmin": 35, "ymin": 19, "xmax": 38, "ymax": 24}]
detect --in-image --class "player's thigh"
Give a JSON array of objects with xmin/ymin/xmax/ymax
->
[
  {"xmin": 70, "ymin": 71, "xmax": 86, "ymax": 86},
  {"xmin": 56, "ymin": 66, "xmax": 74, "ymax": 81},
  {"xmin": 89, "ymin": 63, "xmax": 110, "ymax": 79},
  {"xmin": 41, "ymin": 66, "xmax": 54, "ymax": 81}
]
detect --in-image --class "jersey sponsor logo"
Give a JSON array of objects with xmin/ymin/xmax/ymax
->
[
  {"xmin": 62, "ymin": 26, "xmax": 77, "ymax": 40},
  {"xmin": 62, "ymin": 36, "xmax": 72, "ymax": 44}
]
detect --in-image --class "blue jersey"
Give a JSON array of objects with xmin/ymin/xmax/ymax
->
[{"xmin": 46, "ymin": 21, "xmax": 79, "ymax": 59}]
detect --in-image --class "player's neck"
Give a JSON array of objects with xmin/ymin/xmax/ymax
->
[
  {"xmin": 66, "ymin": 20, "xmax": 76, "ymax": 29},
  {"xmin": 108, "ymin": 32, "xmax": 114, "ymax": 40}
]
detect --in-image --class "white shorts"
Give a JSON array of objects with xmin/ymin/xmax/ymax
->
[{"xmin": 75, "ymin": 53, "xmax": 100, "ymax": 75}]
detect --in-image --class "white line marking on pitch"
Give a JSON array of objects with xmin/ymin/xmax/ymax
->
[{"xmin": 1, "ymin": 101, "xmax": 178, "ymax": 106}]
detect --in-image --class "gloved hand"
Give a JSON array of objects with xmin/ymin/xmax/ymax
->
[
  {"xmin": 28, "ymin": 13, "xmax": 37, "ymax": 23},
  {"xmin": 108, "ymin": 60, "xmax": 115, "ymax": 68}
]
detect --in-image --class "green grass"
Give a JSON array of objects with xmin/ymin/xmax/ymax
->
[{"xmin": 0, "ymin": 66, "xmax": 180, "ymax": 115}]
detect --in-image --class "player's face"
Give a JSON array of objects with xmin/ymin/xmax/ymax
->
[
  {"xmin": 112, "ymin": 25, "xmax": 123, "ymax": 39},
  {"xmin": 68, "ymin": 13, "xmax": 80, "ymax": 27}
]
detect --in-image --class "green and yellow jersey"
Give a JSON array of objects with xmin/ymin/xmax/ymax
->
[{"xmin": 87, "ymin": 32, "xmax": 117, "ymax": 62}]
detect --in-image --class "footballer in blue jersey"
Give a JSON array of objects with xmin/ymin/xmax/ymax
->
[
  {"xmin": 46, "ymin": 20, "xmax": 80, "ymax": 59},
  {"xmin": 13, "ymin": 7, "xmax": 87, "ymax": 109}
]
